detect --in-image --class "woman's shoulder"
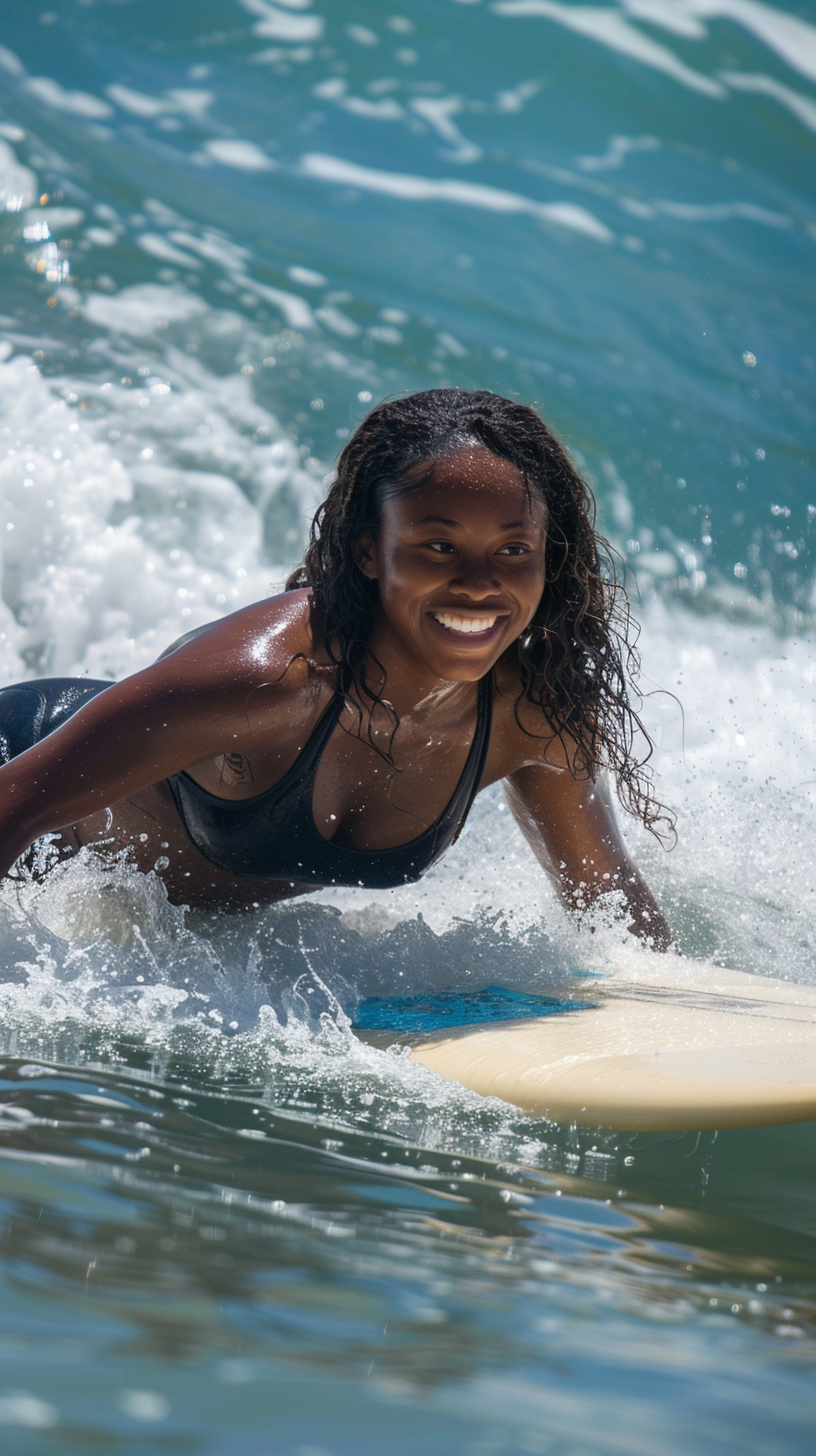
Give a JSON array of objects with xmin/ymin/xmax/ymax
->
[
  {"xmin": 489, "ymin": 652, "xmax": 578, "ymax": 775},
  {"xmin": 155, "ymin": 589, "xmax": 333, "ymax": 696}
]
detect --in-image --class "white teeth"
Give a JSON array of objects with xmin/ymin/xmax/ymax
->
[{"xmin": 432, "ymin": 612, "xmax": 498, "ymax": 634}]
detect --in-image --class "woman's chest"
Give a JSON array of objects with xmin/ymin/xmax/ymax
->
[
  {"xmin": 310, "ymin": 713, "xmax": 476, "ymax": 850},
  {"xmin": 187, "ymin": 678, "xmax": 544, "ymax": 852}
]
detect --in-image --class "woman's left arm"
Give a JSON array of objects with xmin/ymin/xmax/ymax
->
[{"xmin": 504, "ymin": 761, "xmax": 672, "ymax": 949}]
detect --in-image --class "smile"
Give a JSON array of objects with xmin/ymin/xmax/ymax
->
[{"xmin": 431, "ymin": 611, "xmax": 502, "ymax": 635}]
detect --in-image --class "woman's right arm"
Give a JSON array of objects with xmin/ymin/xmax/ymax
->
[
  {"xmin": 0, "ymin": 670, "xmax": 226, "ymax": 875},
  {"xmin": 0, "ymin": 596, "xmax": 313, "ymax": 876}
]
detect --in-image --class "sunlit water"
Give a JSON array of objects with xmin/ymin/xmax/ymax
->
[{"xmin": 0, "ymin": 0, "xmax": 815, "ymax": 1451}]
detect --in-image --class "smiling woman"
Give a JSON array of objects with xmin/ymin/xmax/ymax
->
[
  {"xmin": 355, "ymin": 449, "xmax": 549, "ymax": 678},
  {"xmin": 0, "ymin": 388, "xmax": 670, "ymax": 944}
]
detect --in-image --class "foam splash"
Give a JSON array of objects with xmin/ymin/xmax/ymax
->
[
  {"xmin": 0, "ymin": 340, "xmax": 321, "ymax": 680},
  {"xmin": 300, "ymin": 152, "xmax": 616, "ymax": 242},
  {"xmin": 0, "ymin": 850, "xmax": 590, "ymax": 1168}
]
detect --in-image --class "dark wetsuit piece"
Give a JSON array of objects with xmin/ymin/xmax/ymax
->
[
  {"xmin": 0, "ymin": 678, "xmax": 112, "ymax": 764},
  {"xmin": 167, "ymin": 675, "xmax": 492, "ymax": 887},
  {"xmin": 0, "ymin": 674, "xmax": 493, "ymax": 890}
]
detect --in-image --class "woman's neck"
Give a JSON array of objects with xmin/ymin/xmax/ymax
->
[{"xmin": 363, "ymin": 618, "xmax": 478, "ymax": 720}]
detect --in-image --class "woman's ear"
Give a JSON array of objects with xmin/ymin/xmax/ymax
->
[{"xmin": 353, "ymin": 532, "xmax": 379, "ymax": 580}]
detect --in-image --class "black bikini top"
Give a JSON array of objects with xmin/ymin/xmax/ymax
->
[{"xmin": 167, "ymin": 674, "xmax": 493, "ymax": 888}]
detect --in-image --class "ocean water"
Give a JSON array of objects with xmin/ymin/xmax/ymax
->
[{"xmin": 1, "ymin": 0, "xmax": 815, "ymax": 1451}]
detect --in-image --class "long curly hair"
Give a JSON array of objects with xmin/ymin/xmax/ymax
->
[{"xmin": 287, "ymin": 388, "xmax": 670, "ymax": 836}]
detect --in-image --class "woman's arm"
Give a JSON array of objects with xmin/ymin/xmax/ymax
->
[
  {"xmin": 503, "ymin": 761, "xmax": 671, "ymax": 949},
  {"xmin": 0, "ymin": 595, "xmax": 313, "ymax": 878},
  {"xmin": 0, "ymin": 670, "xmax": 231, "ymax": 876}
]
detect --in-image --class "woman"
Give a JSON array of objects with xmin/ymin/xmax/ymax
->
[{"xmin": 0, "ymin": 389, "xmax": 671, "ymax": 945}]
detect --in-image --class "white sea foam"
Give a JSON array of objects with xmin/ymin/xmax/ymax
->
[
  {"xmin": 493, "ymin": 2, "xmax": 726, "ymax": 98},
  {"xmin": 0, "ymin": 45, "xmax": 25, "ymax": 78},
  {"xmin": 495, "ymin": 79, "xmax": 542, "ymax": 113},
  {"xmin": 251, "ymin": 45, "xmax": 314, "ymax": 64},
  {"xmin": 314, "ymin": 305, "xmax": 361, "ymax": 337},
  {"xmin": 287, "ymin": 264, "xmax": 327, "ymax": 287},
  {"xmin": 202, "ymin": 139, "xmax": 277, "ymax": 171},
  {"xmin": 164, "ymin": 229, "xmax": 251, "ymax": 272},
  {"xmin": 107, "ymin": 84, "xmax": 215, "ymax": 120},
  {"xmin": 312, "ymin": 78, "xmax": 405, "ymax": 120},
  {"xmin": 409, "ymin": 96, "xmax": 482, "ymax": 164},
  {"xmin": 0, "ymin": 1393, "xmax": 58, "ymax": 1430},
  {"xmin": 346, "ymin": 23, "xmax": 380, "ymax": 47},
  {"xmin": 614, "ymin": 0, "xmax": 709, "ymax": 39},
  {"xmin": 720, "ymin": 70, "xmax": 816, "ymax": 134},
  {"xmin": 626, "ymin": 0, "xmax": 816, "ymax": 88},
  {"xmin": 653, "ymin": 199, "xmax": 791, "ymax": 226},
  {"xmin": 137, "ymin": 234, "xmax": 204, "ymax": 267},
  {"xmin": 300, "ymin": 152, "xmax": 615, "ymax": 241},
  {"xmin": 25, "ymin": 76, "xmax": 113, "ymax": 120},
  {"xmin": 0, "ymin": 343, "xmax": 319, "ymax": 680},
  {"xmin": 520, "ymin": 0, "xmax": 816, "ymax": 94},
  {"xmin": 616, "ymin": 195, "xmax": 792, "ymax": 227},
  {"xmin": 106, "ymin": 84, "xmax": 171, "ymax": 119},
  {"xmin": 85, "ymin": 226, "xmax": 118, "ymax": 247},
  {"xmin": 244, "ymin": 279, "xmax": 316, "ymax": 329},
  {"xmin": 83, "ymin": 283, "xmax": 208, "ymax": 337},
  {"xmin": 25, "ymin": 206, "xmax": 85, "ymax": 233},
  {"xmin": 138, "ymin": 231, "xmax": 316, "ymax": 329},
  {"xmin": 240, "ymin": 0, "xmax": 325, "ymax": 42},
  {"xmin": 163, "ymin": 89, "xmax": 215, "ymax": 119},
  {"xmin": 578, "ymin": 134, "xmax": 662, "ymax": 171},
  {"xmin": 0, "ymin": 138, "xmax": 37, "ymax": 213}
]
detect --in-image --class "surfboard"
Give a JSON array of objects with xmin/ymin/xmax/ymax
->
[{"xmin": 353, "ymin": 956, "xmax": 816, "ymax": 1131}]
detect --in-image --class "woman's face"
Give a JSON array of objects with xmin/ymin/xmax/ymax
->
[{"xmin": 356, "ymin": 447, "xmax": 548, "ymax": 684}]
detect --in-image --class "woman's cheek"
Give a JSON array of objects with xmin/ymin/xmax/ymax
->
[{"xmin": 387, "ymin": 553, "xmax": 438, "ymax": 591}]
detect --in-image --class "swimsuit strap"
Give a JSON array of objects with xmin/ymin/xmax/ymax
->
[
  {"xmin": 443, "ymin": 670, "xmax": 493, "ymax": 849},
  {"xmin": 259, "ymin": 682, "xmax": 345, "ymax": 802}
]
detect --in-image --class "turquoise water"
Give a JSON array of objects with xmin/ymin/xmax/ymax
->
[{"xmin": 1, "ymin": 0, "xmax": 816, "ymax": 1450}]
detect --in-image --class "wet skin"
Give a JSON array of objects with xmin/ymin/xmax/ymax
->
[{"xmin": 0, "ymin": 447, "xmax": 669, "ymax": 943}]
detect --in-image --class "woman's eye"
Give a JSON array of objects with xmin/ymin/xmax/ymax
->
[
  {"xmin": 498, "ymin": 544, "xmax": 529, "ymax": 556},
  {"xmin": 426, "ymin": 540, "xmax": 456, "ymax": 554}
]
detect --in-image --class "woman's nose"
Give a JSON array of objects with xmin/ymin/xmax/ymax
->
[{"xmin": 449, "ymin": 556, "xmax": 501, "ymax": 597}]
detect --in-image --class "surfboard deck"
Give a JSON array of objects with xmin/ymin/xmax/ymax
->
[{"xmin": 354, "ymin": 958, "xmax": 816, "ymax": 1131}]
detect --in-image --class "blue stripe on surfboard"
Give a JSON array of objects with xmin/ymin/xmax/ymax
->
[{"xmin": 352, "ymin": 983, "xmax": 595, "ymax": 1035}]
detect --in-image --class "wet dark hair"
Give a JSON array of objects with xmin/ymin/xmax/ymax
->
[{"xmin": 287, "ymin": 388, "xmax": 669, "ymax": 836}]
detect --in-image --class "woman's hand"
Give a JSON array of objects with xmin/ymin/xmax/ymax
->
[{"xmin": 503, "ymin": 761, "xmax": 672, "ymax": 950}]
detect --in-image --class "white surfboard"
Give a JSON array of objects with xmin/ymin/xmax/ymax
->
[{"xmin": 399, "ymin": 958, "xmax": 816, "ymax": 1131}]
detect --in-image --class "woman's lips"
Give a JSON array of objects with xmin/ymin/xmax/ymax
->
[{"xmin": 428, "ymin": 609, "xmax": 508, "ymax": 642}]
